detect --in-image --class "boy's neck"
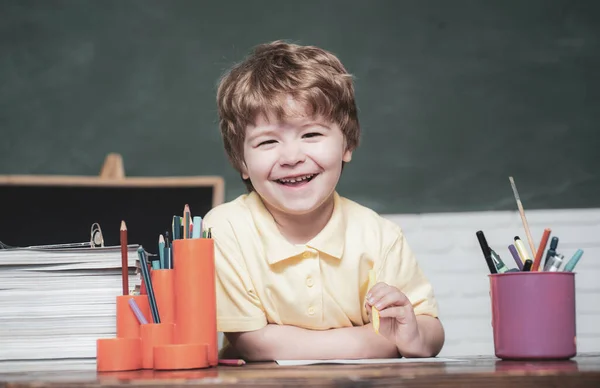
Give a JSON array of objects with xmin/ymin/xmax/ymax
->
[{"xmin": 265, "ymin": 194, "xmax": 335, "ymax": 245}]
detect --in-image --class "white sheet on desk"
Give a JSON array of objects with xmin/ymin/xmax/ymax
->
[{"xmin": 275, "ymin": 357, "xmax": 465, "ymax": 366}]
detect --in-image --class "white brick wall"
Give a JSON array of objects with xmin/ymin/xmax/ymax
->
[{"xmin": 384, "ymin": 208, "xmax": 600, "ymax": 357}]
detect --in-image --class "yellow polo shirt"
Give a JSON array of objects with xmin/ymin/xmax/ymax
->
[{"xmin": 202, "ymin": 191, "xmax": 438, "ymax": 333}]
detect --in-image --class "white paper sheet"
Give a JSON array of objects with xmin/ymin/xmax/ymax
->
[{"xmin": 275, "ymin": 357, "xmax": 464, "ymax": 366}]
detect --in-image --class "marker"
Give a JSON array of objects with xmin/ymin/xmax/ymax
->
[
  {"xmin": 545, "ymin": 254, "xmax": 564, "ymax": 272},
  {"xmin": 532, "ymin": 228, "xmax": 551, "ymax": 272},
  {"xmin": 514, "ymin": 236, "xmax": 532, "ymax": 264},
  {"xmin": 544, "ymin": 237, "xmax": 559, "ymax": 268},
  {"xmin": 192, "ymin": 216, "xmax": 203, "ymax": 238},
  {"xmin": 490, "ymin": 249, "xmax": 509, "ymax": 273},
  {"xmin": 173, "ymin": 215, "xmax": 182, "ymax": 240},
  {"xmin": 508, "ymin": 244, "xmax": 523, "ymax": 270},
  {"xmin": 563, "ymin": 249, "xmax": 584, "ymax": 272},
  {"xmin": 522, "ymin": 259, "xmax": 533, "ymax": 272},
  {"xmin": 476, "ymin": 230, "xmax": 497, "ymax": 274}
]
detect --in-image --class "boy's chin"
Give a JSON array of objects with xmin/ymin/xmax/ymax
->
[{"xmin": 270, "ymin": 196, "xmax": 333, "ymax": 216}]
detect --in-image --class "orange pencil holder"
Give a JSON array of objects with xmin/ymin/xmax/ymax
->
[
  {"xmin": 96, "ymin": 337, "xmax": 142, "ymax": 372},
  {"xmin": 151, "ymin": 269, "xmax": 176, "ymax": 324},
  {"xmin": 153, "ymin": 343, "xmax": 208, "ymax": 370},
  {"xmin": 140, "ymin": 323, "xmax": 175, "ymax": 369},
  {"xmin": 116, "ymin": 295, "xmax": 150, "ymax": 338},
  {"xmin": 173, "ymin": 238, "xmax": 217, "ymax": 367}
]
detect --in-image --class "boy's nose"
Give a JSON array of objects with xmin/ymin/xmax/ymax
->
[{"xmin": 278, "ymin": 143, "xmax": 306, "ymax": 166}]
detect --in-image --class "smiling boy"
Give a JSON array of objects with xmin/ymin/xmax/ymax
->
[{"xmin": 203, "ymin": 40, "xmax": 444, "ymax": 361}]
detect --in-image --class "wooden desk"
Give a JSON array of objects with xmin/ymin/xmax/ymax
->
[{"xmin": 1, "ymin": 354, "xmax": 599, "ymax": 388}]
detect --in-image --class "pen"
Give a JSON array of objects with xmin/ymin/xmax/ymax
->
[
  {"xmin": 544, "ymin": 237, "xmax": 559, "ymax": 268},
  {"xmin": 490, "ymin": 249, "xmax": 509, "ymax": 273},
  {"xmin": 545, "ymin": 253, "xmax": 564, "ymax": 272},
  {"xmin": 137, "ymin": 247, "xmax": 160, "ymax": 323},
  {"xmin": 522, "ymin": 259, "xmax": 533, "ymax": 272},
  {"xmin": 514, "ymin": 236, "xmax": 531, "ymax": 264},
  {"xmin": 476, "ymin": 231, "xmax": 497, "ymax": 274},
  {"xmin": 508, "ymin": 244, "xmax": 523, "ymax": 270},
  {"xmin": 563, "ymin": 249, "xmax": 584, "ymax": 272}
]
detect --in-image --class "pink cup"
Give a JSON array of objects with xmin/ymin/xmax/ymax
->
[{"xmin": 489, "ymin": 271, "xmax": 576, "ymax": 360}]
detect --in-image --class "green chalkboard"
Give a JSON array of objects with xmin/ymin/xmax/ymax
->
[{"xmin": 1, "ymin": 0, "xmax": 599, "ymax": 214}]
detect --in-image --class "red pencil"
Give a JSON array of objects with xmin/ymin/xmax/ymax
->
[
  {"xmin": 218, "ymin": 359, "xmax": 245, "ymax": 366},
  {"xmin": 532, "ymin": 228, "xmax": 551, "ymax": 272},
  {"xmin": 120, "ymin": 220, "xmax": 129, "ymax": 295}
]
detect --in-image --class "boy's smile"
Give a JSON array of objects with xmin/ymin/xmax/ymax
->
[{"xmin": 242, "ymin": 103, "xmax": 352, "ymax": 219}]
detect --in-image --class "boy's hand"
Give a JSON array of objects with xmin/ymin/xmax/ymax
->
[{"xmin": 366, "ymin": 282, "xmax": 423, "ymax": 355}]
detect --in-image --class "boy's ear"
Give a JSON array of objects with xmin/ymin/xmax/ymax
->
[
  {"xmin": 342, "ymin": 148, "xmax": 353, "ymax": 163},
  {"xmin": 241, "ymin": 162, "xmax": 249, "ymax": 180}
]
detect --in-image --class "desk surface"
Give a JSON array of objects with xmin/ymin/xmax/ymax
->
[{"xmin": 1, "ymin": 354, "xmax": 600, "ymax": 388}]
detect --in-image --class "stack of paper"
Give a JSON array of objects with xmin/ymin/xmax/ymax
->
[{"xmin": 0, "ymin": 245, "xmax": 141, "ymax": 372}]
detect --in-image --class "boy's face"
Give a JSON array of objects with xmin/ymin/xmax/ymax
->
[{"xmin": 242, "ymin": 101, "xmax": 352, "ymax": 216}]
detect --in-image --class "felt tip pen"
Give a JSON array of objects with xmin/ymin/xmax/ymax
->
[
  {"xmin": 490, "ymin": 249, "xmax": 509, "ymax": 273},
  {"xmin": 508, "ymin": 244, "xmax": 523, "ymax": 270},
  {"xmin": 514, "ymin": 236, "xmax": 531, "ymax": 263},
  {"xmin": 476, "ymin": 230, "xmax": 497, "ymax": 274},
  {"xmin": 192, "ymin": 216, "xmax": 203, "ymax": 238},
  {"xmin": 522, "ymin": 259, "xmax": 533, "ymax": 272},
  {"xmin": 544, "ymin": 237, "xmax": 559, "ymax": 268},
  {"xmin": 563, "ymin": 249, "xmax": 584, "ymax": 272},
  {"xmin": 544, "ymin": 253, "xmax": 564, "ymax": 272}
]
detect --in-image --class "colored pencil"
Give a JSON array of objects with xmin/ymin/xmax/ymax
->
[
  {"xmin": 120, "ymin": 220, "xmax": 128, "ymax": 295},
  {"xmin": 218, "ymin": 359, "xmax": 245, "ymax": 366},
  {"xmin": 183, "ymin": 204, "xmax": 191, "ymax": 239},
  {"xmin": 532, "ymin": 228, "xmax": 551, "ymax": 271},
  {"xmin": 158, "ymin": 234, "xmax": 165, "ymax": 269}
]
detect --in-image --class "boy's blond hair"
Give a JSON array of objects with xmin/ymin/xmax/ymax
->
[{"xmin": 216, "ymin": 40, "xmax": 360, "ymax": 190}]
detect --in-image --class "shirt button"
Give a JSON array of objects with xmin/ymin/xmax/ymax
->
[
  {"xmin": 306, "ymin": 277, "xmax": 314, "ymax": 287},
  {"xmin": 307, "ymin": 306, "xmax": 315, "ymax": 316},
  {"xmin": 302, "ymin": 251, "xmax": 312, "ymax": 258}
]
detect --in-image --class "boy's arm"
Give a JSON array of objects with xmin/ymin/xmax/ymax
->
[
  {"xmin": 368, "ymin": 225, "xmax": 444, "ymax": 357},
  {"xmin": 225, "ymin": 323, "xmax": 399, "ymax": 361},
  {"xmin": 400, "ymin": 315, "xmax": 445, "ymax": 357}
]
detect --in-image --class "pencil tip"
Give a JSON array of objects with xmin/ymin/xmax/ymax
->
[
  {"xmin": 159, "ymin": 234, "xmax": 164, "ymax": 242},
  {"xmin": 120, "ymin": 220, "xmax": 127, "ymax": 230}
]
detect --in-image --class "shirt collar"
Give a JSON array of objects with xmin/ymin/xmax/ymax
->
[{"xmin": 247, "ymin": 191, "xmax": 346, "ymax": 265}]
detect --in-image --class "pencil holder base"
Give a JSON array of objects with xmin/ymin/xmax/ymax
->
[
  {"xmin": 96, "ymin": 338, "xmax": 142, "ymax": 372},
  {"xmin": 153, "ymin": 343, "xmax": 209, "ymax": 370}
]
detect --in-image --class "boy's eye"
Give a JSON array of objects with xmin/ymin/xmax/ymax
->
[
  {"xmin": 257, "ymin": 139, "xmax": 277, "ymax": 147},
  {"xmin": 303, "ymin": 132, "xmax": 322, "ymax": 138}
]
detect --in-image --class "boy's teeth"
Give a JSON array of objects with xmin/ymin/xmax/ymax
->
[{"xmin": 279, "ymin": 174, "xmax": 314, "ymax": 183}]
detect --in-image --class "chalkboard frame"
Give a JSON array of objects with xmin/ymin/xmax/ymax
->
[{"xmin": 0, "ymin": 174, "xmax": 225, "ymax": 209}]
